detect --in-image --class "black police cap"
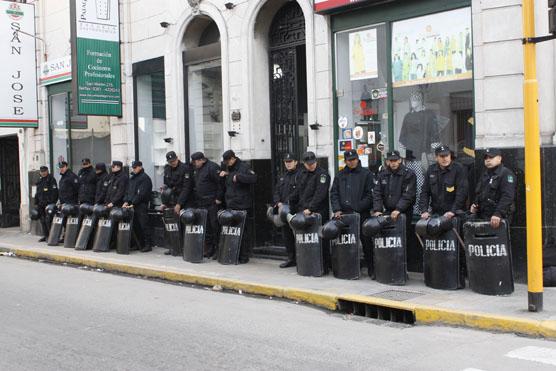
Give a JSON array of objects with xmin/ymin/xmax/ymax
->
[
  {"xmin": 81, "ymin": 158, "xmax": 91, "ymax": 165},
  {"xmin": 344, "ymin": 149, "xmax": 358, "ymax": 161},
  {"xmin": 166, "ymin": 151, "xmax": 178, "ymax": 161},
  {"xmin": 302, "ymin": 151, "xmax": 317, "ymax": 164},
  {"xmin": 131, "ymin": 160, "xmax": 143, "ymax": 168},
  {"xmin": 283, "ymin": 152, "xmax": 297, "ymax": 161},
  {"xmin": 58, "ymin": 161, "xmax": 68, "ymax": 168},
  {"xmin": 222, "ymin": 150, "xmax": 236, "ymax": 160},
  {"xmin": 386, "ymin": 150, "xmax": 401, "ymax": 160},
  {"xmin": 95, "ymin": 163, "xmax": 106, "ymax": 171},
  {"xmin": 484, "ymin": 148, "xmax": 502, "ymax": 158},
  {"xmin": 112, "ymin": 160, "xmax": 123, "ymax": 167},
  {"xmin": 39, "ymin": 166, "xmax": 48, "ymax": 172},
  {"xmin": 434, "ymin": 145, "xmax": 451, "ymax": 155},
  {"xmin": 191, "ymin": 152, "xmax": 205, "ymax": 161}
]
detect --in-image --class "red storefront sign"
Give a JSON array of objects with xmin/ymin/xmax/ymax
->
[{"xmin": 314, "ymin": 0, "xmax": 387, "ymax": 13}]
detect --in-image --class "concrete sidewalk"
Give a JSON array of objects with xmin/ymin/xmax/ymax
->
[{"xmin": 1, "ymin": 227, "xmax": 555, "ymax": 339}]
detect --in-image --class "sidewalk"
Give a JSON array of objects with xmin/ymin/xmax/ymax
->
[{"xmin": 1, "ymin": 227, "xmax": 555, "ymax": 339}]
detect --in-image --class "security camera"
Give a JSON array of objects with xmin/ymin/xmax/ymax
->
[
  {"xmin": 163, "ymin": 137, "xmax": 173, "ymax": 143},
  {"xmin": 160, "ymin": 21, "xmax": 171, "ymax": 28},
  {"xmin": 224, "ymin": 2, "xmax": 235, "ymax": 9}
]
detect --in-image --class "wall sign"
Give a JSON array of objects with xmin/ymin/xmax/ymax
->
[
  {"xmin": 70, "ymin": 0, "xmax": 122, "ymax": 116},
  {"xmin": 40, "ymin": 55, "xmax": 72, "ymax": 86},
  {"xmin": 0, "ymin": 1, "xmax": 38, "ymax": 128}
]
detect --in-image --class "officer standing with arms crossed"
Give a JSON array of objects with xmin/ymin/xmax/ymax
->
[
  {"xmin": 95, "ymin": 163, "xmax": 110, "ymax": 204},
  {"xmin": 35, "ymin": 166, "xmax": 58, "ymax": 242},
  {"xmin": 220, "ymin": 150, "xmax": 257, "ymax": 264},
  {"xmin": 470, "ymin": 148, "xmax": 516, "ymax": 228},
  {"xmin": 58, "ymin": 161, "xmax": 79, "ymax": 206},
  {"xmin": 123, "ymin": 161, "xmax": 153, "ymax": 252},
  {"xmin": 273, "ymin": 153, "xmax": 301, "ymax": 268},
  {"xmin": 330, "ymin": 149, "xmax": 374, "ymax": 275},
  {"xmin": 77, "ymin": 158, "xmax": 96, "ymax": 205},
  {"xmin": 188, "ymin": 152, "xmax": 223, "ymax": 258},
  {"xmin": 104, "ymin": 161, "xmax": 128, "ymax": 209}
]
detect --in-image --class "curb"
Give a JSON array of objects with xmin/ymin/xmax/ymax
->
[{"xmin": 2, "ymin": 246, "xmax": 555, "ymax": 339}]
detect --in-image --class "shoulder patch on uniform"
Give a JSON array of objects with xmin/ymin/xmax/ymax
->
[
  {"xmin": 250, "ymin": 170, "xmax": 255, "ymax": 175},
  {"xmin": 507, "ymin": 175, "xmax": 514, "ymax": 183},
  {"xmin": 320, "ymin": 174, "xmax": 327, "ymax": 183}
]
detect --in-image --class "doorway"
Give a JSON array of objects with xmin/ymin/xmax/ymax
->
[{"xmin": 0, "ymin": 135, "xmax": 21, "ymax": 227}]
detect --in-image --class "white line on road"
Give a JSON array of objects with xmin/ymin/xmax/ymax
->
[{"xmin": 505, "ymin": 346, "xmax": 556, "ymax": 366}]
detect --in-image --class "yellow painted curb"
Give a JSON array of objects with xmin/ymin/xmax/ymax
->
[{"xmin": 2, "ymin": 246, "xmax": 555, "ymax": 339}]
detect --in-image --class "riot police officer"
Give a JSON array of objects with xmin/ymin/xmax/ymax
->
[
  {"xmin": 330, "ymin": 149, "xmax": 374, "ymax": 274},
  {"xmin": 273, "ymin": 153, "xmax": 301, "ymax": 268},
  {"xmin": 35, "ymin": 166, "xmax": 58, "ymax": 242},
  {"xmin": 372, "ymin": 150, "xmax": 417, "ymax": 219},
  {"xmin": 78, "ymin": 158, "xmax": 96, "ymax": 205},
  {"xmin": 470, "ymin": 148, "xmax": 516, "ymax": 228},
  {"xmin": 163, "ymin": 151, "xmax": 194, "ymax": 213},
  {"xmin": 419, "ymin": 145, "xmax": 468, "ymax": 220},
  {"xmin": 189, "ymin": 151, "xmax": 223, "ymax": 258},
  {"xmin": 123, "ymin": 161, "xmax": 153, "ymax": 252},
  {"xmin": 220, "ymin": 150, "xmax": 257, "ymax": 263},
  {"xmin": 104, "ymin": 161, "xmax": 129, "ymax": 208},
  {"xmin": 95, "ymin": 163, "xmax": 110, "ymax": 204},
  {"xmin": 291, "ymin": 151, "xmax": 331, "ymax": 267},
  {"xmin": 58, "ymin": 161, "xmax": 79, "ymax": 205}
]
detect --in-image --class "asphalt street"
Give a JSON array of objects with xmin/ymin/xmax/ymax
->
[{"xmin": 1, "ymin": 257, "xmax": 556, "ymax": 371}]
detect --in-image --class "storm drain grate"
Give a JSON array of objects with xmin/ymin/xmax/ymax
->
[
  {"xmin": 370, "ymin": 290, "xmax": 424, "ymax": 302},
  {"xmin": 337, "ymin": 299, "xmax": 416, "ymax": 325}
]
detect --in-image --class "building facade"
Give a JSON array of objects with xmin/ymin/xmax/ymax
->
[{"xmin": 1, "ymin": 0, "xmax": 555, "ymax": 280}]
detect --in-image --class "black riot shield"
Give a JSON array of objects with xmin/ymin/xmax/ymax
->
[
  {"xmin": 62, "ymin": 205, "xmax": 81, "ymax": 249},
  {"xmin": 47, "ymin": 213, "xmax": 65, "ymax": 246},
  {"xmin": 92, "ymin": 205, "xmax": 114, "ymax": 252},
  {"xmin": 75, "ymin": 204, "xmax": 96, "ymax": 250},
  {"xmin": 421, "ymin": 217, "xmax": 465, "ymax": 290},
  {"xmin": 116, "ymin": 208, "xmax": 135, "ymax": 255},
  {"xmin": 372, "ymin": 214, "xmax": 407, "ymax": 285},
  {"xmin": 329, "ymin": 213, "xmax": 360, "ymax": 280},
  {"xmin": 181, "ymin": 208, "xmax": 208, "ymax": 263},
  {"xmin": 163, "ymin": 208, "xmax": 182, "ymax": 256},
  {"xmin": 217, "ymin": 210, "xmax": 247, "ymax": 265},
  {"xmin": 463, "ymin": 220, "xmax": 513, "ymax": 295},
  {"xmin": 289, "ymin": 212, "xmax": 324, "ymax": 277}
]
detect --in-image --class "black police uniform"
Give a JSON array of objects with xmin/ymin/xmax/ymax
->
[
  {"xmin": 35, "ymin": 174, "xmax": 58, "ymax": 238},
  {"xmin": 419, "ymin": 161, "xmax": 468, "ymax": 215},
  {"xmin": 95, "ymin": 168, "xmax": 110, "ymax": 204},
  {"xmin": 163, "ymin": 161, "xmax": 193, "ymax": 207},
  {"xmin": 373, "ymin": 164, "xmax": 417, "ymax": 214},
  {"xmin": 59, "ymin": 169, "xmax": 79, "ymax": 205},
  {"xmin": 190, "ymin": 158, "xmax": 223, "ymax": 256},
  {"xmin": 330, "ymin": 161, "xmax": 374, "ymax": 273},
  {"xmin": 104, "ymin": 169, "xmax": 129, "ymax": 207},
  {"xmin": 273, "ymin": 164, "xmax": 301, "ymax": 264},
  {"xmin": 124, "ymin": 169, "xmax": 153, "ymax": 249},
  {"xmin": 78, "ymin": 166, "xmax": 96, "ymax": 204},
  {"xmin": 473, "ymin": 164, "xmax": 516, "ymax": 220},
  {"xmin": 223, "ymin": 158, "xmax": 257, "ymax": 261}
]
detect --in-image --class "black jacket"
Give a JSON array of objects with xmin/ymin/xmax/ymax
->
[
  {"xmin": 419, "ymin": 161, "xmax": 468, "ymax": 214},
  {"xmin": 291, "ymin": 166, "xmax": 330, "ymax": 217},
  {"xmin": 104, "ymin": 170, "xmax": 129, "ymax": 207},
  {"xmin": 58, "ymin": 169, "xmax": 79, "ymax": 205},
  {"xmin": 273, "ymin": 167, "xmax": 301, "ymax": 209},
  {"xmin": 78, "ymin": 166, "xmax": 97, "ymax": 204},
  {"xmin": 330, "ymin": 163, "xmax": 374, "ymax": 214},
  {"xmin": 35, "ymin": 174, "xmax": 58, "ymax": 207},
  {"xmin": 188, "ymin": 160, "xmax": 222, "ymax": 207},
  {"xmin": 474, "ymin": 164, "xmax": 516, "ymax": 219},
  {"xmin": 124, "ymin": 169, "xmax": 153, "ymax": 207},
  {"xmin": 223, "ymin": 159, "xmax": 257, "ymax": 210},
  {"xmin": 164, "ymin": 161, "xmax": 193, "ymax": 205},
  {"xmin": 373, "ymin": 165, "xmax": 416, "ymax": 213},
  {"xmin": 95, "ymin": 171, "xmax": 110, "ymax": 204}
]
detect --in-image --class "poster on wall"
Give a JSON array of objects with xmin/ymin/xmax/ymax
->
[
  {"xmin": 349, "ymin": 28, "xmax": 378, "ymax": 81},
  {"xmin": 391, "ymin": 7, "xmax": 472, "ymax": 88},
  {"xmin": 70, "ymin": 0, "xmax": 122, "ymax": 116},
  {"xmin": 0, "ymin": 1, "xmax": 38, "ymax": 128}
]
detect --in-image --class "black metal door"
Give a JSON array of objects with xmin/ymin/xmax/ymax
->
[
  {"xmin": 269, "ymin": 2, "xmax": 306, "ymax": 181},
  {"xmin": 0, "ymin": 136, "xmax": 20, "ymax": 227}
]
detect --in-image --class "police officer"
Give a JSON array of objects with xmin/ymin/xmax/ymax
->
[
  {"xmin": 78, "ymin": 158, "xmax": 96, "ymax": 205},
  {"xmin": 58, "ymin": 161, "xmax": 79, "ymax": 206},
  {"xmin": 123, "ymin": 161, "xmax": 153, "ymax": 252},
  {"xmin": 372, "ymin": 150, "xmax": 417, "ymax": 220},
  {"xmin": 291, "ymin": 151, "xmax": 331, "ymax": 267},
  {"xmin": 273, "ymin": 153, "xmax": 301, "ymax": 268},
  {"xmin": 330, "ymin": 149, "xmax": 374, "ymax": 274},
  {"xmin": 104, "ymin": 161, "xmax": 128, "ymax": 208},
  {"xmin": 189, "ymin": 151, "xmax": 223, "ymax": 258},
  {"xmin": 163, "ymin": 151, "xmax": 194, "ymax": 214},
  {"xmin": 95, "ymin": 163, "xmax": 110, "ymax": 204},
  {"xmin": 419, "ymin": 145, "xmax": 468, "ymax": 220},
  {"xmin": 35, "ymin": 166, "xmax": 58, "ymax": 242},
  {"xmin": 470, "ymin": 148, "xmax": 516, "ymax": 228},
  {"xmin": 220, "ymin": 150, "xmax": 257, "ymax": 263}
]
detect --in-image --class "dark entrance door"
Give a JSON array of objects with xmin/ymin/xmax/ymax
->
[
  {"xmin": 269, "ymin": 2, "xmax": 308, "ymax": 182},
  {"xmin": 0, "ymin": 135, "xmax": 21, "ymax": 227}
]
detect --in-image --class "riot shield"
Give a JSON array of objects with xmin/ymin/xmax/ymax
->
[
  {"xmin": 217, "ymin": 210, "xmax": 247, "ymax": 265},
  {"xmin": 163, "ymin": 208, "xmax": 182, "ymax": 256},
  {"xmin": 116, "ymin": 208, "xmax": 135, "ymax": 255},
  {"xmin": 63, "ymin": 204, "xmax": 81, "ymax": 249},
  {"xmin": 47, "ymin": 212, "xmax": 65, "ymax": 246},
  {"xmin": 289, "ymin": 212, "xmax": 324, "ymax": 277},
  {"xmin": 372, "ymin": 214, "xmax": 407, "ymax": 285},
  {"xmin": 75, "ymin": 204, "xmax": 96, "ymax": 250},
  {"xmin": 420, "ymin": 216, "xmax": 465, "ymax": 290},
  {"xmin": 180, "ymin": 208, "xmax": 208, "ymax": 263},
  {"xmin": 326, "ymin": 213, "xmax": 360, "ymax": 280},
  {"xmin": 92, "ymin": 205, "xmax": 113, "ymax": 252},
  {"xmin": 463, "ymin": 220, "xmax": 513, "ymax": 295}
]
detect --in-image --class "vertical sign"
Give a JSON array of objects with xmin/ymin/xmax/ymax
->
[
  {"xmin": 0, "ymin": 1, "xmax": 38, "ymax": 128},
  {"xmin": 71, "ymin": 0, "xmax": 122, "ymax": 116}
]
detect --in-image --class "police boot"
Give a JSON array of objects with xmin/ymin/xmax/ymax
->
[
  {"xmin": 38, "ymin": 237, "xmax": 47, "ymax": 242},
  {"xmin": 279, "ymin": 260, "xmax": 296, "ymax": 268}
]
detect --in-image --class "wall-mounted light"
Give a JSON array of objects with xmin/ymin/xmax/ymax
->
[
  {"xmin": 224, "ymin": 2, "xmax": 235, "ymax": 9},
  {"xmin": 309, "ymin": 122, "xmax": 322, "ymax": 130},
  {"xmin": 227, "ymin": 131, "xmax": 239, "ymax": 137}
]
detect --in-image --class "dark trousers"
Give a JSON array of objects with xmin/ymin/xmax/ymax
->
[
  {"xmin": 283, "ymin": 225, "xmax": 296, "ymax": 262},
  {"xmin": 239, "ymin": 208, "xmax": 253, "ymax": 261},
  {"xmin": 133, "ymin": 204, "xmax": 151, "ymax": 248},
  {"xmin": 38, "ymin": 207, "xmax": 52, "ymax": 238},
  {"xmin": 200, "ymin": 202, "xmax": 220, "ymax": 254}
]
